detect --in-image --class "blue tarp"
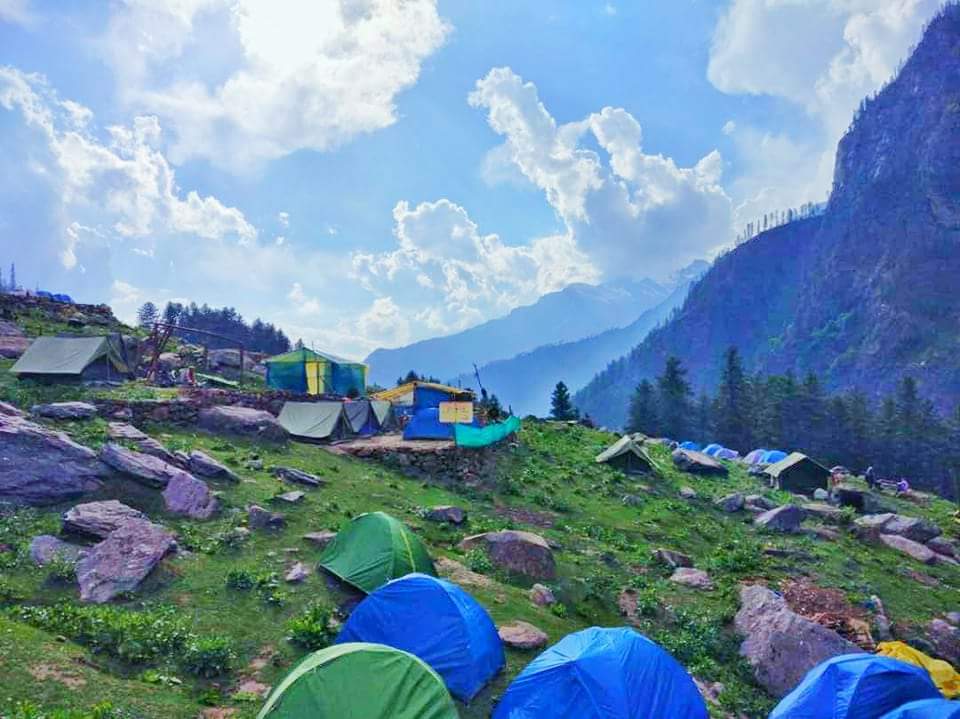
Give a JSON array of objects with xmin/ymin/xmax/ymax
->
[
  {"xmin": 880, "ymin": 700, "xmax": 960, "ymax": 719},
  {"xmin": 404, "ymin": 407, "xmax": 455, "ymax": 440},
  {"xmin": 761, "ymin": 449, "xmax": 788, "ymax": 464},
  {"xmin": 679, "ymin": 441, "xmax": 702, "ymax": 451},
  {"xmin": 336, "ymin": 573, "xmax": 504, "ymax": 701},
  {"xmin": 414, "ymin": 385, "xmax": 459, "ymax": 411},
  {"xmin": 493, "ymin": 627, "xmax": 707, "ymax": 719},
  {"xmin": 770, "ymin": 654, "xmax": 940, "ymax": 719},
  {"xmin": 703, "ymin": 443, "xmax": 724, "ymax": 456}
]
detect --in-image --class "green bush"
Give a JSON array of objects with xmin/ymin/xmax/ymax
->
[
  {"xmin": 465, "ymin": 548, "xmax": 493, "ymax": 574},
  {"xmin": 225, "ymin": 568, "xmax": 256, "ymax": 590},
  {"xmin": 286, "ymin": 602, "xmax": 337, "ymax": 651},
  {"xmin": 1, "ymin": 701, "xmax": 138, "ymax": 719},
  {"xmin": 181, "ymin": 636, "xmax": 236, "ymax": 678},
  {"xmin": 45, "ymin": 554, "xmax": 78, "ymax": 584}
]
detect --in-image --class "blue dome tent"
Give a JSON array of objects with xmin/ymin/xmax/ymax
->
[
  {"xmin": 336, "ymin": 573, "xmax": 504, "ymax": 701},
  {"xmin": 492, "ymin": 627, "xmax": 707, "ymax": 719},
  {"xmin": 880, "ymin": 700, "xmax": 960, "ymax": 719},
  {"xmin": 745, "ymin": 449, "xmax": 768, "ymax": 464},
  {"xmin": 679, "ymin": 441, "xmax": 702, "ymax": 451},
  {"xmin": 761, "ymin": 449, "xmax": 788, "ymax": 464},
  {"xmin": 770, "ymin": 654, "xmax": 940, "ymax": 719},
  {"xmin": 716, "ymin": 447, "xmax": 740, "ymax": 460},
  {"xmin": 703, "ymin": 443, "xmax": 723, "ymax": 456}
]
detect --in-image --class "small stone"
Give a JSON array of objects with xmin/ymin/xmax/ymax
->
[
  {"xmin": 284, "ymin": 562, "xmax": 310, "ymax": 583},
  {"xmin": 529, "ymin": 583, "xmax": 556, "ymax": 606},
  {"xmin": 927, "ymin": 536, "xmax": 957, "ymax": 558},
  {"xmin": 498, "ymin": 621, "xmax": 548, "ymax": 650},
  {"xmin": 246, "ymin": 459, "xmax": 265, "ymax": 471},
  {"xmin": 670, "ymin": 567, "xmax": 714, "ymax": 590},
  {"xmin": 807, "ymin": 526, "xmax": 841, "ymax": 541},
  {"xmin": 274, "ymin": 491, "xmax": 305, "ymax": 504},
  {"xmin": 679, "ymin": 486, "xmax": 697, "ymax": 499},
  {"xmin": 248, "ymin": 505, "xmax": 285, "ymax": 531},
  {"xmin": 945, "ymin": 612, "xmax": 960, "ymax": 627},
  {"xmin": 715, "ymin": 493, "xmax": 745, "ymax": 513},
  {"xmin": 31, "ymin": 402, "xmax": 98, "ymax": 421},
  {"xmin": 813, "ymin": 488, "xmax": 829, "ymax": 501},
  {"xmin": 426, "ymin": 506, "xmax": 467, "ymax": 524},
  {"xmin": 653, "ymin": 548, "xmax": 693, "ymax": 569},
  {"xmin": 274, "ymin": 466, "xmax": 325, "ymax": 488},
  {"xmin": 746, "ymin": 495, "xmax": 777, "ymax": 510},
  {"xmin": 303, "ymin": 531, "xmax": 337, "ymax": 548}
]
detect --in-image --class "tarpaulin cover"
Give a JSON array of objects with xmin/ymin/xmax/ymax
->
[
  {"xmin": 256, "ymin": 642, "xmax": 458, "ymax": 719},
  {"xmin": 343, "ymin": 400, "xmax": 378, "ymax": 436},
  {"xmin": 404, "ymin": 408, "xmax": 457, "ymax": 440},
  {"xmin": 878, "ymin": 642, "xmax": 960, "ymax": 698},
  {"xmin": 318, "ymin": 512, "xmax": 435, "ymax": 594},
  {"xmin": 455, "ymin": 416, "xmax": 521, "ymax": 448},
  {"xmin": 770, "ymin": 654, "xmax": 940, "ymax": 719},
  {"xmin": 879, "ymin": 700, "xmax": 960, "ymax": 719},
  {"xmin": 703, "ymin": 443, "xmax": 724, "ymax": 456},
  {"xmin": 679, "ymin": 441, "xmax": 702, "ymax": 451},
  {"xmin": 370, "ymin": 400, "xmax": 393, "ymax": 429},
  {"xmin": 762, "ymin": 449, "xmax": 788, "ymax": 464},
  {"xmin": 336, "ymin": 573, "xmax": 504, "ymax": 701},
  {"xmin": 277, "ymin": 401, "xmax": 347, "ymax": 441},
  {"xmin": 745, "ymin": 449, "xmax": 769, "ymax": 464},
  {"xmin": 492, "ymin": 626, "xmax": 708, "ymax": 719},
  {"xmin": 13, "ymin": 336, "xmax": 112, "ymax": 375}
]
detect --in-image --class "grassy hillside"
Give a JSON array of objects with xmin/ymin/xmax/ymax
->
[{"xmin": 2, "ymin": 384, "xmax": 960, "ymax": 717}]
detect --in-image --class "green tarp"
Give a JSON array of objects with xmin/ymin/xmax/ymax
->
[
  {"xmin": 318, "ymin": 512, "xmax": 435, "ymax": 593},
  {"xmin": 454, "ymin": 416, "xmax": 521, "ymax": 448},
  {"xmin": 256, "ymin": 643, "xmax": 458, "ymax": 719},
  {"xmin": 11, "ymin": 335, "xmax": 134, "ymax": 379},
  {"xmin": 277, "ymin": 401, "xmax": 349, "ymax": 442}
]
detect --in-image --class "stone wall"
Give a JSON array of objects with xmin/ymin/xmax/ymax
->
[{"xmin": 335, "ymin": 442, "xmax": 503, "ymax": 489}]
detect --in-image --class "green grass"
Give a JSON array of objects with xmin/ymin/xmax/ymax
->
[{"xmin": 1, "ymin": 390, "xmax": 959, "ymax": 718}]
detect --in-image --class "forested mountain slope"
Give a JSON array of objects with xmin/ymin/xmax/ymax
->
[{"xmin": 577, "ymin": 5, "xmax": 960, "ymax": 428}]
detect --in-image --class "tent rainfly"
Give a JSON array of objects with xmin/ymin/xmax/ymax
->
[
  {"xmin": 343, "ymin": 400, "xmax": 379, "ymax": 436},
  {"xmin": 764, "ymin": 452, "xmax": 830, "ymax": 495},
  {"xmin": 319, "ymin": 512, "xmax": 435, "ymax": 593},
  {"xmin": 264, "ymin": 348, "xmax": 366, "ymax": 397},
  {"xmin": 277, "ymin": 401, "xmax": 350, "ymax": 442},
  {"xmin": 11, "ymin": 335, "xmax": 135, "ymax": 383},
  {"xmin": 256, "ymin": 643, "xmax": 458, "ymax": 719},
  {"xmin": 596, "ymin": 435, "xmax": 655, "ymax": 474}
]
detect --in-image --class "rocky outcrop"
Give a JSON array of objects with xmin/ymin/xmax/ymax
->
[
  {"xmin": 735, "ymin": 584, "xmax": 863, "ymax": 697},
  {"xmin": 879, "ymin": 534, "xmax": 938, "ymax": 565},
  {"xmin": 99, "ymin": 443, "xmax": 185, "ymax": 488},
  {"xmin": 458, "ymin": 530, "xmax": 556, "ymax": 580},
  {"xmin": 0, "ymin": 320, "xmax": 29, "ymax": 358},
  {"xmin": 62, "ymin": 500, "xmax": 148, "ymax": 539},
  {"xmin": 76, "ymin": 519, "xmax": 175, "ymax": 603},
  {"xmin": 273, "ymin": 466, "xmax": 324, "ymax": 488},
  {"xmin": 29, "ymin": 535, "xmax": 87, "ymax": 566},
  {"xmin": 755, "ymin": 505, "xmax": 805, "ymax": 533},
  {"xmin": 498, "ymin": 621, "xmax": 548, "ymax": 650},
  {"xmin": 715, "ymin": 493, "xmax": 745, "ymax": 513},
  {"xmin": 670, "ymin": 567, "xmax": 714, "ymax": 590},
  {"xmin": 0, "ymin": 413, "xmax": 107, "ymax": 505},
  {"xmin": 746, "ymin": 495, "xmax": 777, "ymax": 511},
  {"xmin": 248, "ymin": 505, "xmax": 285, "ymax": 531},
  {"xmin": 856, "ymin": 513, "xmax": 942, "ymax": 543},
  {"xmin": 162, "ymin": 473, "xmax": 218, "ymax": 519},
  {"xmin": 426, "ymin": 506, "xmax": 467, "ymax": 525},
  {"xmin": 31, "ymin": 402, "xmax": 98, "ymax": 421},
  {"xmin": 189, "ymin": 451, "xmax": 241, "ymax": 482},
  {"xmin": 927, "ymin": 619, "xmax": 960, "ymax": 665},
  {"xmin": 198, "ymin": 406, "xmax": 288, "ymax": 443},
  {"xmin": 671, "ymin": 449, "xmax": 728, "ymax": 475},
  {"xmin": 802, "ymin": 503, "xmax": 843, "ymax": 524}
]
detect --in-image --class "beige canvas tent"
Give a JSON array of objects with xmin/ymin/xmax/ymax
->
[
  {"xmin": 11, "ymin": 335, "xmax": 135, "ymax": 383},
  {"xmin": 596, "ymin": 435, "xmax": 655, "ymax": 474},
  {"xmin": 277, "ymin": 401, "xmax": 351, "ymax": 442}
]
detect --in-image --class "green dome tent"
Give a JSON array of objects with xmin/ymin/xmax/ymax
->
[
  {"xmin": 318, "ymin": 512, "xmax": 436, "ymax": 593},
  {"xmin": 256, "ymin": 643, "xmax": 458, "ymax": 719}
]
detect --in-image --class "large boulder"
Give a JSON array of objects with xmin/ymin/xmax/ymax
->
[
  {"xmin": 63, "ymin": 500, "xmax": 148, "ymax": 539},
  {"xmin": 197, "ymin": 406, "xmax": 288, "ymax": 443},
  {"xmin": 802, "ymin": 503, "xmax": 844, "ymax": 524},
  {"xmin": 927, "ymin": 619, "xmax": 960, "ymax": 665},
  {"xmin": 99, "ymin": 442, "xmax": 184, "ymax": 488},
  {"xmin": 458, "ymin": 530, "xmax": 556, "ymax": 580},
  {"xmin": 735, "ymin": 584, "xmax": 863, "ymax": 697},
  {"xmin": 76, "ymin": 519, "xmax": 175, "ymax": 603},
  {"xmin": 856, "ymin": 513, "xmax": 941, "ymax": 543},
  {"xmin": 755, "ymin": 505, "xmax": 805, "ymax": 533},
  {"xmin": 835, "ymin": 485, "xmax": 884, "ymax": 514},
  {"xmin": 879, "ymin": 533, "xmax": 938, "ymax": 564},
  {"xmin": 671, "ymin": 449, "xmax": 728, "ymax": 475},
  {"xmin": 31, "ymin": 401, "xmax": 98, "ymax": 421},
  {"xmin": 0, "ymin": 322, "xmax": 30, "ymax": 359},
  {"xmin": 715, "ymin": 493, "xmax": 745, "ymax": 513},
  {"xmin": 188, "ymin": 450, "xmax": 240, "ymax": 482},
  {"xmin": 0, "ymin": 413, "xmax": 107, "ymax": 505},
  {"xmin": 106, "ymin": 422, "xmax": 149, "ymax": 441},
  {"xmin": 29, "ymin": 535, "xmax": 87, "ymax": 566},
  {"xmin": 162, "ymin": 473, "xmax": 218, "ymax": 519}
]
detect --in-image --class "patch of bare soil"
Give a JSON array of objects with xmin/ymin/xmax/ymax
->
[
  {"xmin": 494, "ymin": 505, "xmax": 556, "ymax": 528},
  {"xmin": 782, "ymin": 579, "xmax": 874, "ymax": 649},
  {"xmin": 29, "ymin": 663, "xmax": 86, "ymax": 689}
]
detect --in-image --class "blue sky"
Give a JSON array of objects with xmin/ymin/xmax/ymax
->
[{"xmin": 0, "ymin": 0, "xmax": 942, "ymax": 358}]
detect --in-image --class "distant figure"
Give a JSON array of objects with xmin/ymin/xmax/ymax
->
[
  {"xmin": 865, "ymin": 466, "xmax": 876, "ymax": 488},
  {"xmin": 896, "ymin": 478, "xmax": 910, "ymax": 494}
]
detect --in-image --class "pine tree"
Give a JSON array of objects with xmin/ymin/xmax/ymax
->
[
  {"xmin": 714, "ymin": 347, "xmax": 751, "ymax": 451},
  {"xmin": 136, "ymin": 301, "xmax": 159, "ymax": 328},
  {"xmin": 626, "ymin": 380, "xmax": 658, "ymax": 435},
  {"xmin": 694, "ymin": 391, "xmax": 713, "ymax": 443},
  {"xmin": 845, "ymin": 390, "xmax": 874, "ymax": 472},
  {"xmin": 656, "ymin": 356, "xmax": 691, "ymax": 440},
  {"xmin": 550, "ymin": 381, "xmax": 578, "ymax": 421}
]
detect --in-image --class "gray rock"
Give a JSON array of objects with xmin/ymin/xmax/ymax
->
[
  {"xmin": 835, "ymin": 485, "xmax": 885, "ymax": 514},
  {"xmin": 746, "ymin": 495, "xmax": 777, "ymax": 511},
  {"xmin": 755, "ymin": 505, "xmax": 805, "ymax": 533},
  {"xmin": 0, "ymin": 413, "xmax": 107, "ymax": 505},
  {"xmin": 498, "ymin": 621, "xmax": 548, "ymax": 650},
  {"xmin": 928, "ymin": 536, "xmax": 957, "ymax": 558},
  {"xmin": 945, "ymin": 612, "xmax": 960, "ymax": 627},
  {"xmin": 29, "ymin": 535, "xmax": 87, "ymax": 566},
  {"xmin": 927, "ymin": 619, "xmax": 960, "ymax": 665},
  {"xmin": 62, "ymin": 500, "xmax": 147, "ymax": 539},
  {"xmin": 459, "ymin": 530, "xmax": 556, "ymax": 581},
  {"xmin": 197, "ymin": 406, "xmax": 288, "ymax": 443},
  {"xmin": 99, "ymin": 442, "xmax": 184, "ymax": 488},
  {"xmin": 715, "ymin": 493, "xmax": 745, "ymax": 513},
  {"xmin": 248, "ymin": 505, "xmax": 285, "ymax": 531},
  {"xmin": 76, "ymin": 519, "xmax": 175, "ymax": 603},
  {"xmin": 162, "ymin": 472, "xmax": 218, "ymax": 519},
  {"xmin": 303, "ymin": 531, "xmax": 337, "ymax": 548},
  {"xmin": 274, "ymin": 491, "xmax": 305, "ymax": 504},
  {"xmin": 670, "ymin": 567, "xmax": 714, "ymax": 590},
  {"xmin": 653, "ymin": 548, "xmax": 693, "ymax": 569},
  {"xmin": 672, "ymin": 449, "xmax": 728, "ymax": 476},
  {"xmin": 274, "ymin": 466, "xmax": 324, "ymax": 487},
  {"xmin": 0, "ymin": 401, "xmax": 24, "ymax": 417},
  {"xmin": 106, "ymin": 422, "xmax": 149, "ymax": 441},
  {"xmin": 813, "ymin": 488, "xmax": 830, "ymax": 501},
  {"xmin": 884, "ymin": 515, "xmax": 941, "ymax": 543},
  {"xmin": 802, "ymin": 503, "xmax": 843, "ymax": 524},
  {"xmin": 529, "ymin": 583, "xmax": 556, "ymax": 606},
  {"xmin": 284, "ymin": 562, "xmax": 310, "ymax": 583},
  {"xmin": 807, "ymin": 526, "xmax": 841, "ymax": 541},
  {"xmin": 134, "ymin": 437, "xmax": 183, "ymax": 466},
  {"xmin": 426, "ymin": 506, "xmax": 467, "ymax": 525},
  {"xmin": 31, "ymin": 401, "xmax": 98, "ymax": 421},
  {"xmin": 679, "ymin": 486, "xmax": 698, "ymax": 499},
  {"xmin": 735, "ymin": 584, "xmax": 863, "ymax": 697},
  {"xmin": 879, "ymin": 533, "xmax": 938, "ymax": 564},
  {"xmin": 0, "ymin": 335, "xmax": 30, "ymax": 359},
  {"xmin": 245, "ymin": 459, "xmax": 265, "ymax": 471},
  {"xmin": 188, "ymin": 450, "xmax": 240, "ymax": 482}
]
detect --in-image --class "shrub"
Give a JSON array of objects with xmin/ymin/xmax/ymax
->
[
  {"xmin": 1, "ymin": 701, "xmax": 138, "ymax": 719},
  {"xmin": 181, "ymin": 636, "xmax": 236, "ymax": 678},
  {"xmin": 225, "ymin": 568, "xmax": 256, "ymax": 590},
  {"xmin": 465, "ymin": 548, "xmax": 493, "ymax": 574},
  {"xmin": 45, "ymin": 554, "xmax": 78, "ymax": 583},
  {"xmin": 286, "ymin": 602, "xmax": 337, "ymax": 651}
]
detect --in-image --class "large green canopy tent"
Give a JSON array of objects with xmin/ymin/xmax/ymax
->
[
  {"xmin": 277, "ymin": 401, "xmax": 350, "ymax": 442},
  {"xmin": 764, "ymin": 452, "xmax": 830, "ymax": 495},
  {"xmin": 11, "ymin": 335, "xmax": 136, "ymax": 382},
  {"xmin": 264, "ymin": 348, "xmax": 366, "ymax": 397},
  {"xmin": 256, "ymin": 643, "xmax": 458, "ymax": 719},
  {"xmin": 318, "ymin": 512, "xmax": 435, "ymax": 593},
  {"xmin": 596, "ymin": 434, "xmax": 655, "ymax": 474}
]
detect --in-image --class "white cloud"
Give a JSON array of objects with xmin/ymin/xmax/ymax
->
[
  {"xmin": 722, "ymin": 120, "xmax": 737, "ymax": 135},
  {"xmin": 101, "ymin": 0, "xmax": 451, "ymax": 170},
  {"xmin": 709, "ymin": 0, "xmax": 942, "ymax": 213},
  {"xmin": 0, "ymin": 0, "xmax": 32, "ymax": 25},
  {"xmin": 469, "ymin": 67, "xmax": 732, "ymax": 278},
  {"xmin": 108, "ymin": 279, "xmax": 144, "ymax": 323},
  {"xmin": 355, "ymin": 297, "xmax": 410, "ymax": 348},
  {"xmin": 277, "ymin": 211, "xmax": 289, "ymax": 228}
]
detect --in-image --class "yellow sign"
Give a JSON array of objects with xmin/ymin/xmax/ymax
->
[{"xmin": 439, "ymin": 401, "xmax": 474, "ymax": 424}]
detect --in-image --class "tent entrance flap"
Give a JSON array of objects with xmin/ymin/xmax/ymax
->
[{"xmin": 305, "ymin": 360, "xmax": 327, "ymax": 395}]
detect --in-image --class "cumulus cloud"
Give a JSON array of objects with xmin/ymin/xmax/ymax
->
[
  {"xmin": 0, "ymin": 0, "xmax": 32, "ymax": 25},
  {"xmin": 100, "ymin": 0, "xmax": 451, "ymax": 170},
  {"xmin": 709, "ymin": 0, "xmax": 942, "ymax": 218},
  {"xmin": 468, "ymin": 67, "xmax": 732, "ymax": 278}
]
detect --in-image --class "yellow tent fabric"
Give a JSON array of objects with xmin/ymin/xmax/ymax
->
[
  {"xmin": 305, "ymin": 361, "xmax": 325, "ymax": 395},
  {"xmin": 877, "ymin": 641, "xmax": 960, "ymax": 698}
]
